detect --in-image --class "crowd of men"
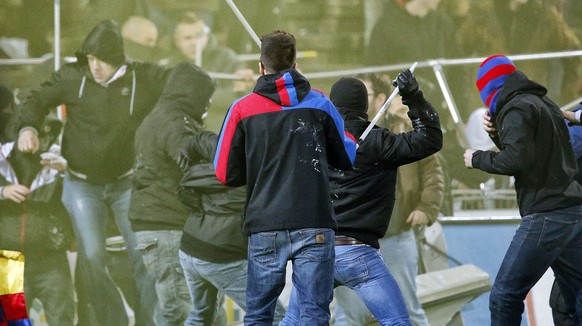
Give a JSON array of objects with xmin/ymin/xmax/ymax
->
[{"xmin": 1, "ymin": 1, "xmax": 582, "ymax": 325}]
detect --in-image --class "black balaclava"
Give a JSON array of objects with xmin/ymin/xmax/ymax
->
[
  {"xmin": 330, "ymin": 77, "xmax": 369, "ymax": 113},
  {"xmin": 330, "ymin": 77, "xmax": 369, "ymax": 120}
]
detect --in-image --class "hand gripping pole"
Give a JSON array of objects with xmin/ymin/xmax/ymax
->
[{"xmin": 358, "ymin": 62, "xmax": 418, "ymax": 145}]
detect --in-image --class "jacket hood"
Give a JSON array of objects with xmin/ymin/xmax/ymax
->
[
  {"xmin": 253, "ymin": 68, "xmax": 311, "ymax": 106},
  {"xmin": 496, "ymin": 71, "xmax": 548, "ymax": 113},
  {"xmin": 76, "ymin": 19, "xmax": 125, "ymax": 67},
  {"xmin": 155, "ymin": 62, "xmax": 216, "ymax": 122},
  {"xmin": 337, "ymin": 107, "xmax": 369, "ymax": 123}
]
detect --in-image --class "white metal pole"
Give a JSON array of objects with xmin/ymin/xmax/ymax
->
[
  {"xmin": 54, "ymin": 0, "xmax": 61, "ymax": 71},
  {"xmin": 225, "ymin": 0, "xmax": 262, "ymax": 48}
]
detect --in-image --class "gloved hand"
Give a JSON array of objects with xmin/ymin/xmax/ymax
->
[
  {"xmin": 176, "ymin": 151, "xmax": 191, "ymax": 173},
  {"xmin": 392, "ymin": 69, "xmax": 422, "ymax": 105}
]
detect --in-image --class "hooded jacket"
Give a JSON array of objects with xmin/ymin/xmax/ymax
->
[
  {"xmin": 329, "ymin": 93, "xmax": 442, "ymax": 248},
  {"xmin": 18, "ymin": 20, "xmax": 170, "ymax": 184},
  {"xmin": 179, "ymin": 163, "xmax": 248, "ymax": 263},
  {"xmin": 472, "ymin": 71, "xmax": 582, "ymax": 216},
  {"xmin": 129, "ymin": 63, "xmax": 217, "ymax": 231},
  {"xmin": 214, "ymin": 68, "xmax": 357, "ymax": 235}
]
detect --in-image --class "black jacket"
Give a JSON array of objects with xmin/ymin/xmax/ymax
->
[
  {"xmin": 18, "ymin": 20, "xmax": 170, "ymax": 184},
  {"xmin": 472, "ymin": 71, "xmax": 582, "ymax": 216},
  {"xmin": 0, "ymin": 142, "xmax": 72, "ymax": 252},
  {"xmin": 179, "ymin": 163, "xmax": 247, "ymax": 263},
  {"xmin": 329, "ymin": 93, "xmax": 442, "ymax": 248},
  {"xmin": 214, "ymin": 69, "xmax": 357, "ymax": 235},
  {"xmin": 129, "ymin": 63, "xmax": 216, "ymax": 231}
]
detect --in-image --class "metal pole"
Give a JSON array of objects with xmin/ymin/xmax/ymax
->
[
  {"xmin": 54, "ymin": 0, "xmax": 61, "ymax": 71},
  {"xmin": 431, "ymin": 62, "xmax": 469, "ymax": 148},
  {"xmin": 225, "ymin": 0, "xmax": 262, "ymax": 48},
  {"xmin": 561, "ymin": 96, "xmax": 582, "ymax": 111},
  {"xmin": 359, "ymin": 62, "xmax": 418, "ymax": 144}
]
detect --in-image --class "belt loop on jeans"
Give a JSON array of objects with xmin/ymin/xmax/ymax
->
[{"xmin": 335, "ymin": 235, "xmax": 365, "ymax": 246}]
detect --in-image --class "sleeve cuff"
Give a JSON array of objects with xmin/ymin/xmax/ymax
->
[
  {"xmin": 0, "ymin": 186, "xmax": 4, "ymax": 200},
  {"xmin": 575, "ymin": 110, "xmax": 582, "ymax": 123},
  {"xmin": 19, "ymin": 126, "xmax": 38, "ymax": 136}
]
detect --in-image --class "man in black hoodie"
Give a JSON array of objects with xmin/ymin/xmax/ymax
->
[
  {"xmin": 466, "ymin": 54, "xmax": 582, "ymax": 325},
  {"xmin": 281, "ymin": 72, "xmax": 442, "ymax": 325},
  {"xmin": 15, "ymin": 19, "xmax": 170, "ymax": 325}
]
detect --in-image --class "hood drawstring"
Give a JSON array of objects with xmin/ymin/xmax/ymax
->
[
  {"xmin": 78, "ymin": 76, "xmax": 86, "ymax": 98},
  {"xmin": 78, "ymin": 66, "xmax": 135, "ymax": 116}
]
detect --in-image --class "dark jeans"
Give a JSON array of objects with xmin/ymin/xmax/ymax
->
[
  {"xmin": 23, "ymin": 250, "xmax": 75, "ymax": 325},
  {"xmin": 550, "ymin": 279, "xmax": 579, "ymax": 326},
  {"xmin": 490, "ymin": 205, "xmax": 582, "ymax": 325}
]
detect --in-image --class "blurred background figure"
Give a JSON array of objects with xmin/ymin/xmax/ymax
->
[
  {"xmin": 457, "ymin": 0, "xmax": 582, "ymax": 106},
  {"xmin": 464, "ymin": 107, "xmax": 495, "ymax": 152},
  {"xmin": 162, "ymin": 11, "xmax": 254, "ymax": 131},
  {"xmin": 121, "ymin": 15, "xmax": 161, "ymax": 62}
]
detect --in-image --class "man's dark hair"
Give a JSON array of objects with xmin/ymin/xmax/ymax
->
[
  {"xmin": 260, "ymin": 30, "xmax": 296, "ymax": 73},
  {"xmin": 175, "ymin": 11, "xmax": 204, "ymax": 27}
]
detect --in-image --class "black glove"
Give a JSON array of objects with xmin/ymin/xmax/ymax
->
[
  {"xmin": 176, "ymin": 151, "xmax": 191, "ymax": 173},
  {"xmin": 392, "ymin": 69, "xmax": 422, "ymax": 105}
]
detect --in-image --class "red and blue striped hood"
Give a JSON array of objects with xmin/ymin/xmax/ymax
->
[{"xmin": 252, "ymin": 68, "xmax": 310, "ymax": 107}]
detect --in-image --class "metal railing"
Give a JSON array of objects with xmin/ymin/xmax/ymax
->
[{"xmin": 9, "ymin": 55, "xmax": 577, "ymax": 225}]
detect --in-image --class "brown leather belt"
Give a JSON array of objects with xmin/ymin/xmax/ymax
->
[{"xmin": 335, "ymin": 236, "xmax": 364, "ymax": 246}]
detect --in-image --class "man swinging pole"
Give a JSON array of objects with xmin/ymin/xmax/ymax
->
[{"xmin": 359, "ymin": 61, "xmax": 418, "ymax": 144}]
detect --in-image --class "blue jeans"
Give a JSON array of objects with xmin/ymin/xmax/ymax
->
[
  {"xmin": 334, "ymin": 230, "xmax": 428, "ymax": 326},
  {"xmin": 135, "ymin": 230, "xmax": 190, "ymax": 326},
  {"xmin": 283, "ymin": 244, "xmax": 412, "ymax": 326},
  {"xmin": 61, "ymin": 173, "xmax": 153, "ymax": 325},
  {"xmin": 246, "ymin": 228, "xmax": 335, "ymax": 326},
  {"xmin": 490, "ymin": 205, "xmax": 582, "ymax": 325},
  {"xmin": 179, "ymin": 250, "xmax": 286, "ymax": 325}
]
